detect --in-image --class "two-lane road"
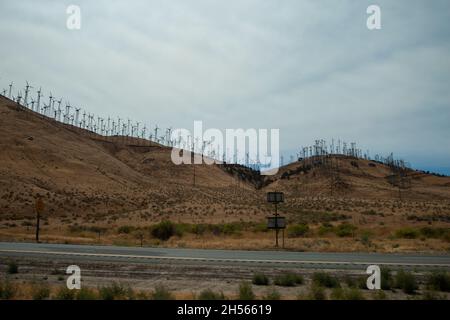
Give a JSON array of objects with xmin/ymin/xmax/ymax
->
[
  {"xmin": 0, "ymin": 242, "xmax": 450, "ymax": 269},
  {"xmin": 0, "ymin": 242, "xmax": 449, "ymax": 270}
]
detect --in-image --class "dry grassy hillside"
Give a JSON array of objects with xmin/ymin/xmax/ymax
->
[
  {"xmin": 0, "ymin": 96, "xmax": 260, "ymax": 222},
  {"xmin": 0, "ymin": 95, "xmax": 449, "ymax": 252}
]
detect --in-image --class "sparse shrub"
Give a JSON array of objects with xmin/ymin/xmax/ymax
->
[
  {"xmin": 198, "ymin": 289, "xmax": 225, "ymax": 300},
  {"xmin": 381, "ymin": 267, "xmax": 393, "ymax": 290},
  {"xmin": 252, "ymin": 273, "xmax": 269, "ymax": 286},
  {"xmin": 54, "ymin": 287, "xmax": 76, "ymax": 300},
  {"xmin": 312, "ymin": 272, "xmax": 340, "ymax": 288},
  {"xmin": 373, "ymin": 290, "xmax": 388, "ymax": 300},
  {"xmin": 252, "ymin": 222, "xmax": 268, "ymax": 233},
  {"xmin": 287, "ymin": 224, "xmax": 309, "ymax": 238},
  {"xmin": 306, "ymin": 284, "xmax": 327, "ymax": 300},
  {"xmin": 395, "ymin": 227, "xmax": 419, "ymax": 239},
  {"xmin": 76, "ymin": 287, "xmax": 98, "ymax": 300},
  {"xmin": 117, "ymin": 225, "xmax": 135, "ymax": 234},
  {"xmin": 335, "ymin": 223, "xmax": 357, "ymax": 237},
  {"xmin": 191, "ymin": 224, "xmax": 207, "ymax": 235},
  {"xmin": 274, "ymin": 273, "xmax": 304, "ymax": 287},
  {"xmin": 330, "ymin": 288, "xmax": 364, "ymax": 300},
  {"xmin": 360, "ymin": 231, "xmax": 372, "ymax": 246},
  {"xmin": 150, "ymin": 285, "xmax": 175, "ymax": 300},
  {"xmin": 31, "ymin": 284, "xmax": 51, "ymax": 300},
  {"xmin": 151, "ymin": 221, "xmax": 176, "ymax": 241},
  {"xmin": 419, "ymin": 227, "xmax": 449, "ymax": 239},
  {"xmin": 318, "ymin": 223, "xmax": 334, "ymax": 236},
  {"xmin": 344, "ymin": 287, "xmax": 365, "ymax": 300},
  {"xmin": 7, "ymin": 261, "xmax": 18, "ymax": 274},
  {"xmin": 99, "ymin": 282, "xmax": 134, "ymax": 300},
  {"xmin": 262, "ymin": 288, "xmax": 281, "ymax": 300},
  {"xmin": 344, "ymin": 276, "xmax": 367, "ymax": 289},
  {"xmin": 422, "ymin": 291, "xmax": 446, "ymax": 300},
  {"xmin": 0, "ymin": 279, "xmax": 17, "ymax": 299},
  {"xmin": 395, "ymin": 270, "xmax": 418, "ymax": 294},
  {"xmin": 238, "ymin": 282, "xmax": 255, "ymax": 300},
  {"xmin": 426, "ymin": 271, "xmax": 450, "ymax": 292},
  {"xmin": 221, "ymin": 223, "xmax": 242, "ymax": 235}
]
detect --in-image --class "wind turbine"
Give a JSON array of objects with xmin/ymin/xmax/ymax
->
[
  {"xmin": 46, "ymin": 93, "xmax": 53, "ymax": 117},
  {"xmin": 65, "ymin": 102, "xmax": 71, "ymax": 123},
  {"xmin": 16, "ymin": 91, "xmax": 22, "ymax": 105},
  {"xmin": 35, "ymin": 87, "xmax": 43, "ymax": 113},
  {"xmin": 8, "ymin": 82, "xmax": 13, "ymax": 99},
  {"xmin": 23, "ymin": 81, "xmax": 33, "ymax": 108},
  {"xmin": 154, "ymin": 125, "xmax": 159, "ymax": 142},
  {"xmin": 82, "ymin": 112, "xmax": 87, "ymax": 129},
  {"xmin": 56, "ymin": 99, "xmax": 62, "ymax": 121},
  {"xmin": 75, "ymin": 108, "xmax": 81, "ymax": 127}
]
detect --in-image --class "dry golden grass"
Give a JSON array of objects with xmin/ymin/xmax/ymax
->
[{"xmin": 0, "ymin": 95, "xmax": 449, "ymax": 253}]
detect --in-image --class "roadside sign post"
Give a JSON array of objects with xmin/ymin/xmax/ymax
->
[{"xmin": 266, "ymin": 192, "xmax": 285, "ymax": 248}]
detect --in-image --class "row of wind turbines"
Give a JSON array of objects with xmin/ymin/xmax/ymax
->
[{"xmin": 1, "ymin": 80, "xmax": 272, "ymax": 170}]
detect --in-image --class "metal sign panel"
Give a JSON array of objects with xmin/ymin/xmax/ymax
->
[
  {"xmin": 267, "ymin": 192, "xmax": 284, "ymax": 204},
  {"xmin": 267, "ymin": 216, "xmax": 286, "ymax": 229}
]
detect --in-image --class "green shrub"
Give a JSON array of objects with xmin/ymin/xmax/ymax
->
[
  {"xmin": 150, "ymin": 285, "xmax": 175, "ymax": 300},
  {"xmin": 221, "ymin": 223, "xmax": 242, "ymax": 235},
  {"xmin": 99, "ymin": 282, "xmax": 134, "ymax": 300},
  {"xmin": 7, "ymin": 261, "xmax": 18, "ymax": 274},
  {"xmin": 287, "ymin": 224, "xmax": 309, "ymax": 237},
  {"xmin": 426, "ymin": 271, "xmax": 450, "ymax": 292},
  {"xmin": 395, "ymin": 228, "xmax": 419, "ymax": 239},
  {"xmin": 191, "ymin": 224, "xmax": 207, "ymax": 235},
  {"xmin": 360, "ymin": 231, "xmax": 372, "ymax": 246},
  {"xmin": 330, "ymin": 287, "xmax": 364, "ymax": 300},
  {"xmin": 312, "ymin": 272, "xmax": 340, "ymax": 288},
  {"xmin": 54, "ymin": 287, "xmax": 76, "ymax": 300},
  {"xmin": 318, "ymin": 223, "xmax": 334, "ymax": 236},
  {"xmin": 344, "ymin": 276, "xmax": 367, "ymax": 289},
  {"xmin": 151, "ymin": 221, "xmax": 176, "ymax": 241},
  {"xmin": 252, "ymin": 273, "xmax": 269, "ymax": 286},
  {"xmin": 381, "ymin": 267, "xmax": 393, "ymax": 290},
  {"xmin": 373, "ymin": 290, "xmax": 388, "ymax": 300},
  {"xmin": 274, "ymin": 273, "xmax": 304, "ymax": 287},
  {"xmin": 306, "ymin": 284, "xmax": 327, "ymax": 300},
  {"xmin": 76, "ymin": 287, "xmax": 98, "ymax": 300},
  {"xmin": 252, "ymin": 222, "xmax": 268, "ymax": 233},
  {"xmin": 335, "ymin": 223, "xmax": 357, "ymax": 237},
  {"xmin": 238, "ymin": 282, "xmax": 255, "ymax": 300},
  {"xmin": 262, "ymin": 288, "xmax": 281, "ymax": 300},
  {"xmin": 422, "ymin": 291, "xmax": 446, "ymax": 300},
  {"xmin": 0, "ymin": 279, "xmax": 17, "ymax": 300},
  {"xmin": 198, "ymin": 289, "xmax": 225, "ymax": 300},
  {"xmin": 395, "ymin": 270, "xmax": 418, "ymax": 294},
  {"xmin": 419, "ymin": 227, "xmax": 449, "ymax": 239},
  {"xmin": 117, "ymin": 225, "xmax": 136, "ymax": 234},
  {"xmin": 344, "ymin": 287, "xmax": 365, "ymax": 300},
  {"xmin": 32, "ymin": 284, "xmax": 51, "ymax": 300}
]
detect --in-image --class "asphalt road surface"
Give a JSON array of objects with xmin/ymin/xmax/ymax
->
[{"xmin": 1, "ymin": 242, "xmax": 449, "ymax": 270}]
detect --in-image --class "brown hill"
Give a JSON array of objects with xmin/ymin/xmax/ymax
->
[{"xmin": 0, "ymin": 94, "xmax": 449, "ymax": 252}]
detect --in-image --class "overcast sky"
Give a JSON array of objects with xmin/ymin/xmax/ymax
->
[{"xmin": 1, "ymin": 0, "xmax": 449, "ymax": 174}]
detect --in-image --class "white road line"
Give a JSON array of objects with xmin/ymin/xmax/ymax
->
[{"xmin": 1, "ymin": 249, "xmax": 449, "ymax": 267}]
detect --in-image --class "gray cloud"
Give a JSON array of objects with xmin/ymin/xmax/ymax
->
[{"xmin": 1, "ymin": 0, "xmax": 449, "ymax": 173}]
